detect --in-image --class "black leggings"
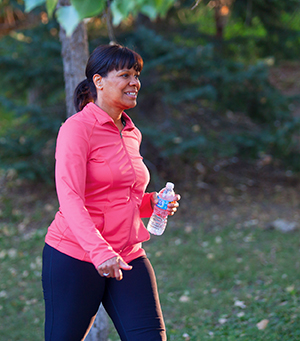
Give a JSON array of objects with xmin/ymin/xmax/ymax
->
[{"xmin": 42, "ymin": 244, "xmax": 166, "ymax": 341}]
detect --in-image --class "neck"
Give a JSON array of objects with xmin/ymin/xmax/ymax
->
[
  {"xmin": 94, "ymin": 100, "xmax": 123, "ymax": 131},
  {"xmin": 95, "ymin": 100, "xmax": 122, "ymax": 121}
]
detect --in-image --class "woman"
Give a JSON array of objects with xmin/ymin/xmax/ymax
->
[{"xmin": 42, "ymin": 44, "xmax": 180, "ymax": 341}]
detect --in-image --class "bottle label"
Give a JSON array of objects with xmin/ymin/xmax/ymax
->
[{"xmin": 156, "ymin": 196, "xmax": 169, "ymax": 210}]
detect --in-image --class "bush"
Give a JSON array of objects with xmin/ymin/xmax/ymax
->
[
  {"xmin": 1, "ymin": 20, "xmax": 299, "ymax": 185},
  {"xmin": 0, "ymin": 20, "xmax": 65, "ymax": 182},
  {"xmin": 120, "ymin": 27, "xmax": 300, "ymax": 182}
]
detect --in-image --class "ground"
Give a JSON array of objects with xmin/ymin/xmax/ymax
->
[{"xmin": 2, "ymin": 159, "xmax": 300, "ymax": 236}]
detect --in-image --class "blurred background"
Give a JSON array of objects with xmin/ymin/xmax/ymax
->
[{"xmin": 1, "ymin": 0, "xmax": 300, "ymax": 340}]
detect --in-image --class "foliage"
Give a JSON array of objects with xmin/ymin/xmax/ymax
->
[
  {"xmin": 23, "ymin": 0, "xmax": 178, "ymax": 36},
  {"xmin": 173, "ymin": 1, "xmax": 300, "ymax": 61},
  {"xmin": 0, "ymin": 19, "xmax": 64, "ymax": 182},
  {"xmin": 117, "ymin": 26, "xmax": 300, "ymax": 183},
  {"xmin": 232, "ymin": 0, "xmax": 300, "ymax": 29},
  {"xmin": 1, "ymin": 1, "xmax": 300, "ymax": 183}
]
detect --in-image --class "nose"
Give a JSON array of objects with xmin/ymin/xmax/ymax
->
[{"xmin": 129, "ymin": 76, "xmax": 140, "ymax": 89}]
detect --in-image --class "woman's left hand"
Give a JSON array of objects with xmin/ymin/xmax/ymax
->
[
  {"xmin": 167, "ymin": 194, "xmax": 181, "ymax": 215},
  {"xmin": 151, "ymin": 192, "xmax": 181, "ymax": 216}
]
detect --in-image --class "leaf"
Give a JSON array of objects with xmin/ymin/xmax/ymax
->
[
  {"xmin": 140, "ymin": 5, "xmax": 158, "ymax": 20},
  {"xmin": 24, "ymin": 0, "xmax": 46, "ymax": 12},
  {"xmin": 256, "ymin": 319, "xmax": 269, "ymax": 330},
  {"xmin": 110, "ymin": 1, "xmax": 125, "ymax": 26},
  {"xmin": 182, "ymin": 333, "xmax": 190, "ymax": 341},
  {"xmin": 154, "ymin": 0, "xmax": 176, "ymax": 16},
  {"xmin": 71, "ymin": 0, "xmax": 106, "ymax": 21},
  {"xmin": 46, "ymin": 0, "xmax": 58, "ymax": 18},
  {"xmin": 56, "ymin": 5, "xmax": 80, "ymax": 37},
  {"xmin": 111, "ymin": 0, "xmax": 134, "ymax": 26},
  {"xmin": 234, "ymin": 300, "xmax": 246, "ymax": 308},
  {"xmin": 110, "ymin": 0, "xmax": 175, "ymax": 26},
  {"xmin": 179, "ymin": 294, "xmax": 190, "ymax": 302},
  {"xmin": 286, "ymin": 285, "xmax": 295, "ymax": 293}
]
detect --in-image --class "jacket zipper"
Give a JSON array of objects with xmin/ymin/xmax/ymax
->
[{"xmin": 118, "ymin": 128, "xmax": 139, "ymax": 251}]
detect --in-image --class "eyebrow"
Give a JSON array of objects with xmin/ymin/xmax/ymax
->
[{"xmin": 117, "ymin": 69, "xmax": 140, "ymax": 75}]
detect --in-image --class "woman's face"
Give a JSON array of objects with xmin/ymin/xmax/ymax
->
[{"xmin": 95, "ymin": 67, "xmax": 141, "ymax": 114}]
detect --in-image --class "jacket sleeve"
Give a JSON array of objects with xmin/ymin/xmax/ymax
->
[
  {"xmin": 55, "ymin": 118, "xmax": 119, "ymax": 268},
  {"xmin": 139, "ymin": 192, "xmax": 154, "ymax": 218}
]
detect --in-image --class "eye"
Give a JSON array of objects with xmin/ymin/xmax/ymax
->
[
  {"xmin": 134, "ymin": 74, "xmax": 140, "ymax": 80},
  {"xmin": 121, "ymin": 73, "xmax": 129, "ymax": 78}
]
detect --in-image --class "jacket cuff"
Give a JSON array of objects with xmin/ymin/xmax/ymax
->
[
  {"xmin": 92, "ymin": 248, "xmax": 120, "ymax": 270},
  {"xmin": 139, "ymin": 192, "xmax": 154, "ymax": 218}
]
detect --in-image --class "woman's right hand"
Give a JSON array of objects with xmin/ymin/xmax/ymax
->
[{"xmin": 97, "ymin": 256, "xmax": 132, "ymax": 281}]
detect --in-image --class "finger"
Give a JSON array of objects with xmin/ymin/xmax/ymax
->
[
  {"xmin": 152, "ymin": 192, "xmax": 158, "ymax": 206},
  {"xmin": 99, "ymin": 270, "xmax": 111, "ymax": 278},
  {"xmin": 169, "ymin": 208, "xmax": 177, "ymax": 216},
  {"xmin": 119, "ymin": 259, "xmax": 133, "ymax": 271},
  {"xmin": 115, "ymin": 268, "xmax": 123, "ymax": 281},
  {"xmin": 174, "ymin": 194, "xmax": 181, "ymax": 201},
  {"xmin": 167, "ymin": 203, "xmax": 179, "ymax": 211},
  {"xmin": 168, "ymin": 201, "xmax": 179, "ymax": 208}
]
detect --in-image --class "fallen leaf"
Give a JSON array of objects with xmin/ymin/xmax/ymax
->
[
  {"xmin": 215, "ymin": 236, "xmax": 222, "ymax": 244},
  {"xmin": 182, "ymin": 332, "xmax": 190, "ymax": 340},
  {"xmin": 234, "ymin": 300, "xmax": 246, "ymax": 308},
  {"xmin": 175, "ymin": 238, "xmax": 182, "ymax": 245},
  {"xmin": 286, "ymin": 285, "xmax": 295, "ymax": 293},
  {"xmin": 179, "ymin": 295, "xmax": 190, "ymax": 302},
  {"xmin": 256, "ymin": 319, "xmax": 269, "ymax": 330},
  {"xmin": 184, "ymin": 225, "xmax": 193, "ymax": 233},
  {"xmin": 218, "ymin": 318, "xmax": 227, "ymax": 324}
]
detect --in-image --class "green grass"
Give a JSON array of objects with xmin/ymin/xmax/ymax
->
[
  {"xmin": 1, "ymin": 208, "xmax": 300, "ymax": 340},
  {"xmin": 0, "ymin": 221, "xmax": 46, "ymax": 341},
  {"xmin": 145, "ymin": 221, "xmax": 300, "ymax": 341}
]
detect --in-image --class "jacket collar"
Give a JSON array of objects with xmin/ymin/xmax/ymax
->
[{"xmin": 84, "ymin": 102, "xmax": 135, "ymax": 131}]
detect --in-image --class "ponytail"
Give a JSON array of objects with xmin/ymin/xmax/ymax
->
[{"xmin": 73, "ymin": 79, "xmax": 97, "ymax": 112}]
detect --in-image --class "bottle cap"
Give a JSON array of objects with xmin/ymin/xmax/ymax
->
[{"xmin": 166, "ymin": 182, "xmax": 174, "ymax": 190}]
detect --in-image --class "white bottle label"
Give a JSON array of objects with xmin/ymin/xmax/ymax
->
[{"xmin": 156, "ymin": 196, "xmax": 169, "ymax": 210}]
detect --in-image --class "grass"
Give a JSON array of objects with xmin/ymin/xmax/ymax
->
[
  {"xmin": 146, "ymin": 221, "xmax": 300, "ymax": 341},
  {"xmin": 1, "ymin": 184, "xmax": 300, "ymax": 340}
]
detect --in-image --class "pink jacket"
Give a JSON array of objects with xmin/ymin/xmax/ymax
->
[{"xmin": 45, "ymin": 103, "xmax": 153, "ymax": 269}]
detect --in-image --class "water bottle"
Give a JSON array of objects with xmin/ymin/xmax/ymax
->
[{"xmin": 147, "ymin": 182, "xmax": 176, "ymax": 235}]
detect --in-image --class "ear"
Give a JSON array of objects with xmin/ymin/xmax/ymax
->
[{"xmin": 93, "ymin": 74, "xmax": 103, "ymax": 90}]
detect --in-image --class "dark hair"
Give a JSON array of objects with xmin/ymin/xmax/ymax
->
[{"xmin": 74, "ymin": 44, "xmax": 143, "ymax": 112}]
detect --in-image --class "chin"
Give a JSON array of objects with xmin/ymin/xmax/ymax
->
[{"xmin": 124, "ymin": 102, "xmax": 137, "ymax": 110}]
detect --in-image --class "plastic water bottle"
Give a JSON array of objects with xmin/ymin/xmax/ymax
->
[{"xmin": 147, "ymin": 182, "xmax": 176, "ymax": 235}]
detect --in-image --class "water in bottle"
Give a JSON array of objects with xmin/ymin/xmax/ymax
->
[{"xmin": 147, "ymin": 182, "xmax": 176, "ymax": 235}]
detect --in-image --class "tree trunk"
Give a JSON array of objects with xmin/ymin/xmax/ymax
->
[
  {"xmin": 214, "ymin": 6, "xmax": 225, "ymax": 39},
  {"xmin": 85, "ymin": 305, "xmax": 109, "ymax": 341},
  {"xmin": 106, "ymin": 0, "xmax": 116, "ymax": 44},
  {"xmin": 213, "ymin": 0, "xmax": 232, "ymax": 39},
  {"xmin": 59, "ymin": 20, "xmax": 89, "ymax": 117},
  {"xmin": 57, "ymin": 2, "xmax": 110, "ymax": 340}
]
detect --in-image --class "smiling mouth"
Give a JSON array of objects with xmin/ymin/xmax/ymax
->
[{"xmin": 125, "ymin": 91, "xmax": 138, "ymax": 98}]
